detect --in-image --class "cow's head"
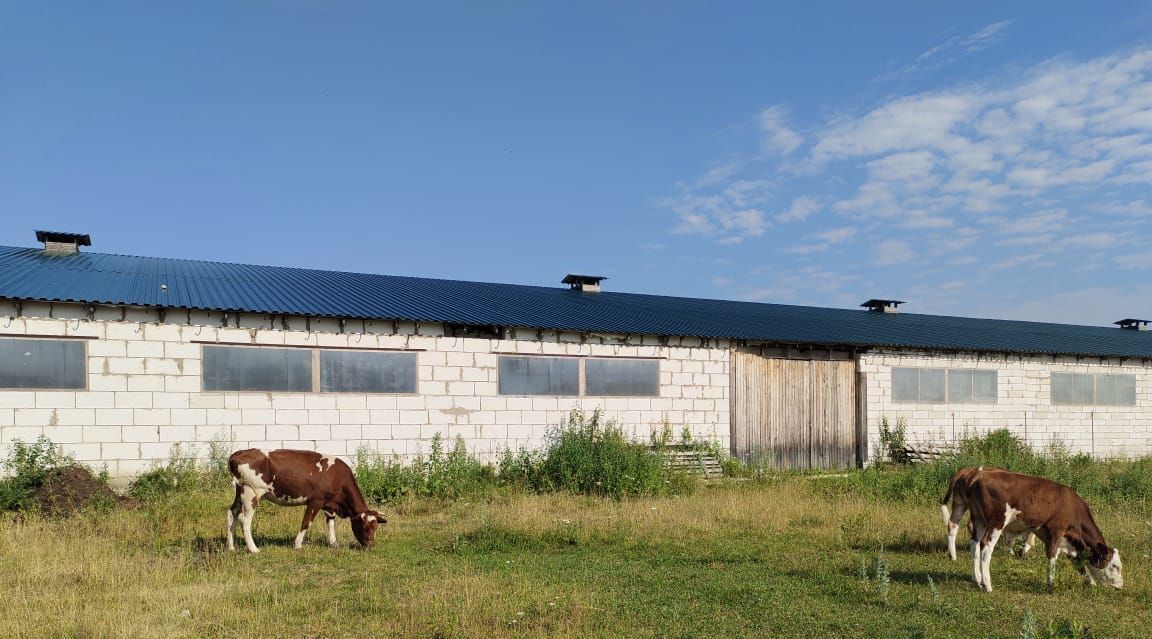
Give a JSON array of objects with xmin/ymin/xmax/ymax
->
[
  {"xmin": 1088, "ymin": 544, "xmax": 1123, "ymax": 589},
  {"xmin": 350, "ymin": 510, "xmax": 387, "ymax": 548}
]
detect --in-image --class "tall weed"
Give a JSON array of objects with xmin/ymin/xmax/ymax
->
[
  {"xmin": 832, "ymin": 428, "xmax": 1152, "ymax": 509},
  {"xmin": 356, "ymin": 434, "xmax": 494, "ymax": 503}
]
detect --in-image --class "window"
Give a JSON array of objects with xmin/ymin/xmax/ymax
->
[
  {"xmin": 892, "ymin": 367, "xmax": 998, "ymax": 403},
  {"xmin": 498, "ymin": 356, "xmax": 661, "ymax": 397},
  {"xmin": 203, "ymin": 346, "xmax": 312, "ymax": 392},
  {"xmin": 498, "ymin": 357, "xmax": 579, "ymax": 396},
  {"xmin": 202, "ymin": 346, "xmax": 418, "ymax": 393},
  {"xmin": 585, "ymin": 358, "xmax": 659, "ymax": 396},
  {"xmin": 0, "ymin": 338, "xmax": 86, "ymax": 390},
  {"xmin": 320, "ymin": 350, "xmax": 416, "ymax": 394},
  {"xmin": 1051, "ymin": 372, "xmax": 1136, "ymax": 406}
]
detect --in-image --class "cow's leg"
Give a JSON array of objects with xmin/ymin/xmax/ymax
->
[
  {"xmin": 971, "ymin": 520, "xmax": 985, "ymax": 587},
  {"xmin": 239, "ymin": 485, "xmax": 262, "ymax": 553},
  {"xmin": 325, "ymin": 512, "xmax": 338, "ymax": 548},
  {"xmin": 1020, "ymin": 532, "xmax": 1036, "ymax": 557},
  {"xmin": 946, "ymin": 506, "xmax": 966, "ymax": 562},
  {"xmin": 294, "ymin": 503, "xmax": 321, "ymax": 550},
  {"xmin": 979, "ymin": 527, "xmax": 1004, "ymax": 592},
  {"xmin": 227, "ymin": 484, "xmax": 243, "ymax": 551}
]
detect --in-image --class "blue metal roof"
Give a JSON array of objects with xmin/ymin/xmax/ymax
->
[{"xmin": 1, "ymin": 244, "xmax": 1150, "ymax": 358}]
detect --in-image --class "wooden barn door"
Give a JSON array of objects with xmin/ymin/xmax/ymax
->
[{"xmin": 731, "ymin": 348, "xmax": 857, "ymax": 470}]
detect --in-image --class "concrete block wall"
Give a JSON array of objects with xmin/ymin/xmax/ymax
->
[
  {"xmin": 860, "ymin": 349, "xmax": 1152, "ymax": 460},
  {"xmin": 0, "ymin": 301, "xmax": 730, "ymax": 480}
]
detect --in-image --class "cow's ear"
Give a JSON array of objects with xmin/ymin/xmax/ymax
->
[{"xmin": 1093, "ymin": 542, "xmax": 1111, "ymax": 564}]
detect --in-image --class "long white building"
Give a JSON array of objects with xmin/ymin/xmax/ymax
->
[{"xmin": 1, "ymin": 231, "xmax": 1150, "ymax": 479}]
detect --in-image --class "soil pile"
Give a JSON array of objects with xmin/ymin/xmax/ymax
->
[{"xmin": 30, "ymin": 465, "xmax": 139, "ymax": 515}]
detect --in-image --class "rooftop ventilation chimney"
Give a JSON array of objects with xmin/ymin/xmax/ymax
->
[
  {"xmin": 861, "ymin": 298, "xmax": 905, "ymax": 313},
  {"xmin": 1114, "ymin": 318, "xmax": 1150, "ymax": 331},
  {"xmin": 562, "ymin": 274, "xmax": 607, "ymax": 293},
  {"xmin": 35, "ymin": 230, "xmax": 91, "ymax": 256}
]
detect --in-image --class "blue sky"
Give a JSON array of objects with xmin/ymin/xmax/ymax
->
[{"xmin": 2, "ymin": 2, "xmax": 1151, "ymax": 326}]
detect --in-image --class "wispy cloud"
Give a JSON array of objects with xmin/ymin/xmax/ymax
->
[
  {"xmin": 880, "ymin": 20, "xmax": 1014, "ymax": 80},
  {"xmin": 760, "ymin": 106, "xmax": 803, "ymax": 155}
]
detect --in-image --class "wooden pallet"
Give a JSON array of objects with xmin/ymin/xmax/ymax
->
[
  {"xmin": 661, "ymin": 449, "xmax": 724, "ymax": 478},
  {"xmin": 900, "ymin": 443, "xmax": 956, "ymax": 464}
]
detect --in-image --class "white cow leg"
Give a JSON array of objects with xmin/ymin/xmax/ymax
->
[
  {"xmin": 326, "ymin": 513, "xmax": 338, "ymax": 547},
  {"xmin": 241, "ymin": 487, "xmax": 261, "ymax": 554},
  {"xmin": 970, "ymin": 521, "xmax": 985, "ymax": 587},
  {"xmin": 980, "ymin": 527, "xmax": 1003, "ymax": 592},
  {"xmin": 947, "ymin": 522, "xmax": 959, "ymax": 561},
  {"xmin": 1048, "ymin": 555, "xmax": 1058, "ymax": 588},
  {"xmin": 295, "ymin": 505, "xmax": 320, "ymax": 550},
  {"xmin": 227, "ymin": 487, "xmax": 244, "ymax": 551},
  {"xmin": 971, "ymin": 539, "xmax": 983, "ymax": 587}
]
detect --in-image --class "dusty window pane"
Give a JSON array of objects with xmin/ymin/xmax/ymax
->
[
  {"xmin": 948, "ymin": 370, "xmax": 973, "ymax": 403},
  {"xmin": 320, "ymin": 350, "xmax": 416, "ymax": 394},
  {"xmin": 1073, "ymin": 374, "xmax": 1094, "ymax": 404},
  {"xmin": 1097, "ymin": 374, "xmax": 1136, "ymax": 406},
  {"xmin": 1054, "ymin": 372, "xmax": 1095, "ymax": 404},
  {"xmin": 892, "ymin": 368, "xmax": 919, "ymax": 402},
  {"xmin": 0, "ymin": 338, "xmax": 86, "ymax": 389},
  {"xmin": 920, "ymin": 369, "xmax": 946, "ymax": 402},
  {"xmin": 585, "ymin": 359, "xmax": 659, "ymax": 397},
  {"xmin": 203, "ymin": 346, "xmax": 312, "ymax": 392},
  {"xmin": 972, "ymin": 370, "xmax": 998, "ymax": 403},
  {"xmin": 498, "ymin": 357, "xmax": 579, "ymax": 396}
]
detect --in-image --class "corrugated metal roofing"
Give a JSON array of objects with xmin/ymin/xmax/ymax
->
[{"xmin": 1, "ymin": 244, "xmax": 1151, "ymax": 358}]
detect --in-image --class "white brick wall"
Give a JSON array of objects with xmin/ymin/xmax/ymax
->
[
  {"xmin": 860, "ymin": 349, "xmax": 1152, "ymax": 461},
  {"xmin": 0, "ymin": 305, "xmax": 731, "ymax": 479}
]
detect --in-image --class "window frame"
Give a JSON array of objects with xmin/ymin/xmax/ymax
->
[
  {"xmin": 497, "ymin": 354, "xmax": 662, "ymax": 398},
  {"xmin": 200, "ymin": 344, "xmax": 419, "ymax": 394},
  {"xmin": 0, "ymin": 336, "xmax": 90, "ymax": 391},
  {"xmin": 1050, "ymin": 372, "xmax": 1137, "ymax": 406},
  {"xmin": 891, "ymin": 366, "xmax": 999, "ymax": 404}
]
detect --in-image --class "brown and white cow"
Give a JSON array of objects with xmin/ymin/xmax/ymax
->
[
  {"xmin": 940, "ymin": 467, "xmax": 1036, "ymax": 561},
  {"xmin": 227, "ymin": 449, "xmax": 385, "ymax": 553},
  {"xmin": 956, "ymin": 467, "xmax": 1122, "ymax": 592}
]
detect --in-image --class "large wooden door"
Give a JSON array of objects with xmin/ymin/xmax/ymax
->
[{"xmin": 731, "ymin": 348, "xmax": 857, "ymax": 470}]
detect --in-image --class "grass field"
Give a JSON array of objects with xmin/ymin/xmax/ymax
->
[{"xmin": 1, "ymin": 476, "xmax": 1148, "ymax": 639}]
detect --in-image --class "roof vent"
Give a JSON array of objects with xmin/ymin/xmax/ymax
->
[
  {"xmin": 562, "ymin": 274, "xmax": 607, "ymax": 293},
  {"xmin": 861, "ymin": 298, "xmax": 905, "ymax": 313},
  {"xmin": 35, "ymin": 230, "xmax": 91, "ymax": 256},
  {"xmin": 1114, "ymin": 318, "xmax": 1150, "ymax": 331}
]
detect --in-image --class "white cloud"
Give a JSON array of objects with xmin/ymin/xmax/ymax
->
[
  {"xmin": 760, "ymin": 106, "xmax": 803, "ymax": 155},
  {"xmin": 658, "ymin": 46, "xmax": 1152, "ymax": 321},
  {"xmin": 776, "ymin": 195, "xmax": 820, "ymax": 222},
  {"xmin": 996, "ymin": 209, "xmax": 1067, "ymax": 235},
  {"xmin": 716, "ymin": 209, "xmax": 767, "ymax": 237},
  {"xmin": 874, "ymin": 239, "xmax": 915, "ymax": 265}
]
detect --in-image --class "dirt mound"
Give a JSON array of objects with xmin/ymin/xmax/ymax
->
[{"xmin": 30, "ymin": 465, "xmax": 139, "ymax": 516}]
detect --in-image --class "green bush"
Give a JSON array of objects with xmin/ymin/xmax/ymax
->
[
  {"xmin": 0, "ymin": 436, "xmax": 80, "ymax": 511},
  {"xmin": 536, "ymin": 409, "xmax": 694, "ymax": 499},
  {"xmin": 356, "ymin": 433, "xmax": 495, "ymax": 504}
]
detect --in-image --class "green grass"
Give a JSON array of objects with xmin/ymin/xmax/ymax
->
[{"xmin": 2, "ymin": 476, "xmax": 1149, "ymax": 638}]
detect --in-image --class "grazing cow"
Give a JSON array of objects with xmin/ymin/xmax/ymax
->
[
  {"xmin": 940, "ymin": 467, "xmax": 1036, "ymax": 561},
  {"xmin": 227, "ymin": 449, "xmax": 385, "ymax": 553},
  {"xmin": 960, "ymin": 467, "xmax": 1122, "ymax": 592}
]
